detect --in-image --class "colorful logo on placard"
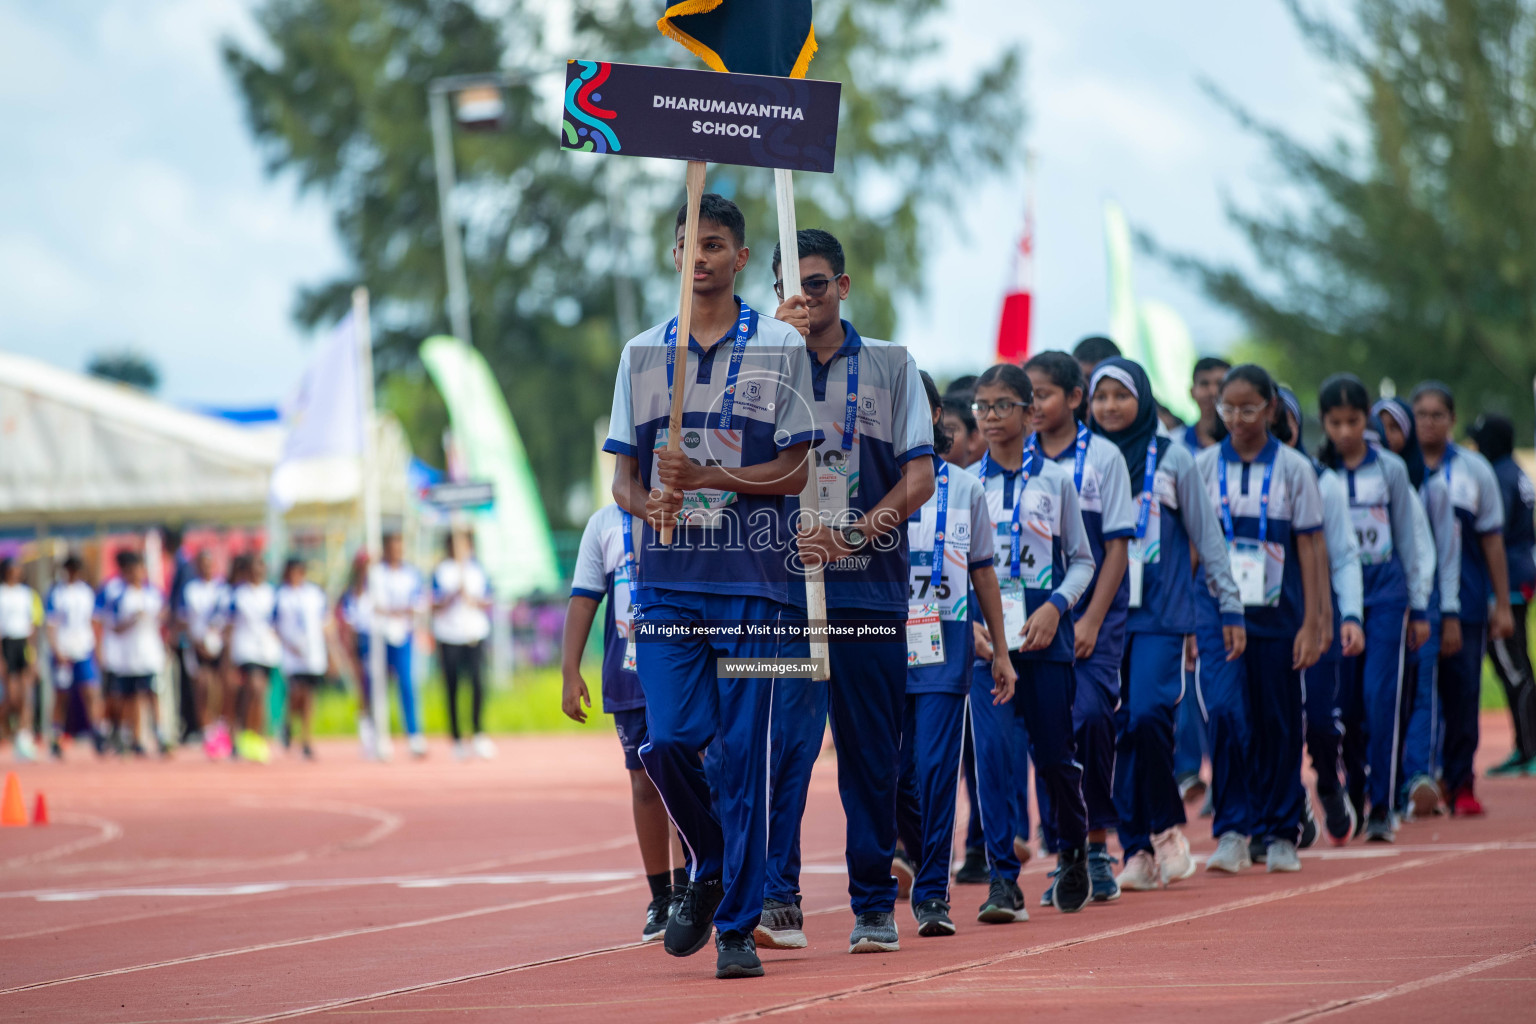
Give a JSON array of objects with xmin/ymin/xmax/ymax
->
[{"xmin": 563, "ymin": 60, "xmax": 621, "ymax": 153}]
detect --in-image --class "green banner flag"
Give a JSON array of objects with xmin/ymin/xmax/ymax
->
[{"xmin": 420, "ymin": 336, "xmax": 561, "ymax": 599}]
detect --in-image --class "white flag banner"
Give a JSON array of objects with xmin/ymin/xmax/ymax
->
[{"xmin": 270, "ymin": 312, "xmax": 365, "ymax": 509}]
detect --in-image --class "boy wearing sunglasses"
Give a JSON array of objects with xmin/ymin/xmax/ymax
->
[{"xmin": 761, "ymin": 229, "xmax": 936, "ymax": 955}]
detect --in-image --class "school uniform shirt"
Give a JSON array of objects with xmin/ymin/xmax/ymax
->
[
  {"xmin": 1418, "ymin": 469, "xmax": 1462, "ymax": 618},
  {"xmin": 46, "ymin": 581, "xmax": 97, "ymax": 663},
  {"xmin": 339, "ymin": 588, "xmax": 373, "ymax": 637},
  {"xmin": 0, "ymin": 583, "xmax": 37, "ymax": 640},
  {"xmin": 227, "ymin": 582, "xmax": 280, "ymax": 669},
  {"xmin": 1340, "ymin": 446, "xmax": 1426, "ymax": 616},
  {"xmin": 602, "ymin": 300, "xmax": 822, "ymax": 606},
  {"xmin": 179, "ymin": 576, "xmax": 228, "ymax": 651},
  {"xmin": 1039, "ymin": 429, "xmax": 1137, "ymax": 617},
  {"xmin": 1178, "ymin": 424, "xmax": 1214, "ymax": 454},
  {"xmin": 1436, "ymin": 444, "xmax": 1505, "ymax": 621},
  {"xmin": 104, "ymin": 583, "xmax": 165, "ymax": 676},
  {"xmin": 1194, "ymin": 437, "xmax": 1326, "ymax": 639},
  {"xmin": 800, "ymin": 325, "xmax": 934, "ymax": 612},
  {"xmin": 1314, "ymin": 464, "xmax": 1364, "ymax": 662},
  {"xmin": 431, "ymin": 559, "xmax": 492, "ymax": 645},
  {"xmin": 1490, "ymin": 454, "xmax": 1536, "ymax": 603},
  {"xmin": 1124, "ymin": 441, "xmax": 1243, "ymax": 636},
  {"xmin": 369, "ymin": 563, "xmax": 423, "ymax": 647},
  {"xmin": 275, "ymin": 582, "xmax": 329, "ymax": 676},
  {"xmin": 94, "ymin": 579, "xmax": 125, "ymax": 675},
  {"xmin": 570, "ymin": 503, "xmax": 645, "ymax": 713},
  {"xmin": 906, "ymin": 456, "xmax": 994, "ymax": 694},
  {"xmin": 970, "ymin": 449, "xmax": 1096, "ymax": 662}
]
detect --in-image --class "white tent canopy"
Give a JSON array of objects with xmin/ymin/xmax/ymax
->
[{"xmin": 0, "ymin": 350, "xmax": 409, "ymax": 532}]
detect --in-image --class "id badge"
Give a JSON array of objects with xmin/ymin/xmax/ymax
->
[
  {"xmin": 1230, "ymin": 539, "xmax": 1268, "ymax": 608},
  {"xmin": 1000, "ymin": 580, "xmax": 1028, "ymax": 652},
  {"xmin": 816, "ymin": 462, "xmax": 849, "ymax": 519},
  {"xmin": 622, "ymin": 637, "xmax": 638, "ymax": 673},
  {"xmin": 1351, "ymin": 505, "xmax": 1394, "ymax": 565},
  {"xmin": 906, "ymin": 603, "xmax": 944, "ymax": 666}
]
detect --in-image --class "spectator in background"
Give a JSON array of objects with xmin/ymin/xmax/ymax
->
[
  {"xmin": 179, "ymin": 550, "xmax": 230, "ymax": 760},
  {"xmin": 373, "ymin": 533, "xmax": 427, "ymax": 758},
  {"xmin": 101, "ymin": 550, "xmax": 169, "ymax": 757},
  {"xmin": 1470, "ymin": 414, "xmax": 1536, "ymax": 776},
  {"xmin": 45, "ymin": 554, "xmax": 106, "ymax": 758},
  {"xmin": 225, "ymin": 554, "xmax": 279, "ymax": 764},
  {"xmin": 276, "ymin": 558, "xmax": 329, "ymax": 761},
  {"xmin": 1, "ymin": 557, "xmax": 40, "ymax": 762},
  {"xmin": 337, "ymin": 553, "xmax": 379, "ymax": 759},
  {"xmin": 432, "ymin": 530, "xmax": 495, "ymax": 760}
]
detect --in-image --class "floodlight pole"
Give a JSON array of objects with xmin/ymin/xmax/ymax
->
[{"xmin": 428, "ymin": 87, "xmax": 473, "ymax": 348}]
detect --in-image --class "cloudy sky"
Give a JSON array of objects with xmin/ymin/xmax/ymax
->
[{"xmin": 0, "ymin": 0, "xmax": 1353, "ymax": 406}]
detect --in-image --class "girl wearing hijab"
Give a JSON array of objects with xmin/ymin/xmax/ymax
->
[
  {"xmin": 1088, "ymin": 358, "xmax": 1243, "ymax": 891},
  {"xmin": 1373, "ymin": 397, "xmax": 1461, "ymax": 816}
]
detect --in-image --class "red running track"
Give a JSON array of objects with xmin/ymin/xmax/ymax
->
[{"xmin": 1, "ymin": 713, "xmax": 1533, "ymax": 1023}]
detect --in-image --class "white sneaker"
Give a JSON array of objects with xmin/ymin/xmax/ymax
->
[
  {"xmin": 407, "ymin": 734, "xmax": 428, "ymax": 758},
  {"xmin": 358, "ymin": 719, "xmax": 378, "ymax": 761},
  {"xmin": 1205, "ymin": 831, "xmax": 1253, "ymax": 873},
  {"xmin": 376, "ymin": 737, "xmax": 395, "ymax": 762},
  {"xmin": 1152, "ymin": 826, "xmax": 1196, "ymax": 885},
  {"xmin": 1115, "ymin": 850, "xmax": 1160, "ymax": 891},
  {"xmin": 452, "ymin": 741, "xmax": 471, "ymax": 761},
  {"xmin": 472, "ymin": 735, "xmax": 496, "ymax": 760},
  {"xmin": 13, "ymin": 730, "xmax": 37, "ymax": 763},
  {"xmin": 1266, "ymin": 839, "xmax": 1301, "ymax": 873}
]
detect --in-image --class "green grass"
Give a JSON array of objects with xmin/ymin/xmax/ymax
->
[{"xmin": 290, "ymin": 664, "xmax": 615, "ymax": 738}]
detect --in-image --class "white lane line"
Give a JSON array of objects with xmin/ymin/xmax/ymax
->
[
  {"xmin": 0, "ymin": 882, "xmax": 642, "ymax": 995},
  {"xmin": 232, "ymin": 797, "xmax": 403, "ymax": 850},
  {"xmin": 705, "ymin": 844, "xmax": 1518, "ymax": 1022},
  {"xmin": 1263, "ymin": 943, "xmax": 1536, "ymax": 1022},
  {"xmin": 11, "ymin": 871, "xmax": 641, "ymax": 902},
  {"xmin": 0, "ymin": 813, "xmax": 123, "ymax": 871}
]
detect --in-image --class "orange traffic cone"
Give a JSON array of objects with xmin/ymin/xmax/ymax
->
[
  {"xmin": 32, "ymin": 792, "xmax": 48, "ymax": 826},
  {"xmin": 1, "ymin": 773, "xmax": 26, "ymax": 826}
]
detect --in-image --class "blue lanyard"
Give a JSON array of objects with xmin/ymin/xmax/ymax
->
[
  {"xmin": 1219, "ymin": 454, "xmax": 1275, "ymax": 544},
  {"xmin": 619, "ymin": 511, "xmax": 637, "ymax": 600},
  {"xmin": 928, "ymin": 469, "xmax": 949, "ymax": 589},
  {"xmin": 665, "ymin": 304, "xmax": 753, "ymax": 430},
  {"xmin": 1134, "ymin": 440, "xmax": 1158, "ymax": 541},
  {"xmin": 838, "ymin": 351, "xmax": 860, "ymax": 451},
  {"xmin": 979, "ymin": 450, "xmax": 1035, "ymax": 581},
  {"xmin": 1027, "ymin": 422, "xmax": 1090, "ymax": 492}
]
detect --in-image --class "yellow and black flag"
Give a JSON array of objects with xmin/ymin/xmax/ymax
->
[{"xmin": 658, "ymin": 1, "xmax": 816, "ymax": 79}]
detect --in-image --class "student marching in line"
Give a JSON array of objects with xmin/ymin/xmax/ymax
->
[
  {"xmin": 564, "ymin": 502, "xmax": 687, "ymax": 943},
  {"xmin": 225, "ymin": 554, "xmax": 279, "ymax": 764},
  {"xmin": 763, "ymin": 228, "xmax": 936, "ymax": 956},
  {"xmin": 1411, "ymin": 382, "xmax": 1515, "ymax": 815},
  {"xmin": 337, "ymin": 554, "xmax": 378, "ymax": 758},
  {"xmin": 373, "ymin": 532, "xmax": 428, "ymax": 759},
  {"xmin": 967, "ymin": 363, "xmax": 1096, "ymax": 920},
  {"xmin": 1023, "ymin": 351, "xmax": 1137, "ymax": 904},
  {"xmin": 1468, "ymin": 415, "xmax": 1536, "ymax": 777},
  {"xmin": 1315, "ymin": 376, "xmax": 1429, "ymax": 841},
  {"xmin": 432, "ymin": 530, "xmax": 495, "ymax": 760},
  {"xmin": 100, "ymin": 550, "xmax": 169, "ymax": 757},
  {"xmin": 179, "ymin": 551, "xmax": 231, "ymax": 760},
  {"xmin": 1276, "ymin": 389, "xmax": 1364, "ymax": 850},
  {"xmin": 1172, "ymin": 357, "xmax": 1230, "ymax": 811},
  {"xmin": 45, "ymin": 554, "xmax": 106, "ymax": 758},
  {"xmin": 0, "ymin": 557, "xmax": 41, "ymax": 762},
  {"xmin": 1194, "ymin": 365, "xmax": 1326, "ymax": 875},
  {"xmin": 1087, "ymin": 358, "xmax": 1240, "ymax": 891},
  {"xmin": 604, "ymin": 194, "xmax": 820, "ymax": 979},
  {"xmin": 894, "ymin": 371, "xmax": 1016, "ymax": 938},
  {"xmin": 1373, "ymin": 397, "xmax": 1461, "ymax": 817},
  {"xmin": 275, "ymin": 558, "xmax": 329, "ymax": 761},
  {"xmin": 1072, "ymin": 336, "xmax": 1121, "ymax": 381},
  {"xmin": 942, "ymin": 396, "xmax": 989, "ymax": 470}
]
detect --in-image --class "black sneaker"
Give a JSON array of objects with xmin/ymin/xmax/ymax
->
[
  {"xmin": 1053, "ymin": 847, "xmax": 1091, "ymax": 914},
  {"xmin": 642, "ymin": 888, "xmax": 674, "ymax": 942},
  {"xmin": 1088, "ymin": 844, "xmax": 1120, "ymax": 902},
  {"xmin": 849, "ymin": 911, "xmax": 900, "ymax": 953},
  {"xmin": 1320, "ymin": 789, "xmax": 1355, "ymax": 846},
  {"xmin": 977, "ymin": 876, "xmax": 1028, "ymax": 923},
  {"xmin": 715, "ymin": 930, "xmax": 763, "ymax": 978},
  {"xmin": 49, "ymin": 739, "xmax": 63, "ymax": 760},
  {"xmin": 1299, "ymin": 800, "xmax": 1319, "ymax": 850},
  {"xmin": 954, "ymin": 846, "xmax": 988, "ymax": 885},
  {"xmin": 914, "ymin": 898, "xmax": 956, "ymax": 936},
  {"xmin": 664, "ymin": 877, "xmax": 723, "ymax": 957},
  {"xmin": 1364, "ymin": 807, "xmax": 1395, "ymax": 844},
  {"xmin": 1249, "ymin": 836, "xmax": 1267, "ymax": 864}
]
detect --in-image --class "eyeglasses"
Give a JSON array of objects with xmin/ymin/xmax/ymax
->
[
  {"xmin": 773, "ymin": 274, "xmax": 841, "ymax": 300},
  {"xmin": 1216, "ymin": 402, "xmax": 1269, "ymax": 424},
  {"xmin": 971, "ymin": 399, "xmax": 1030, "ymax": 418}
]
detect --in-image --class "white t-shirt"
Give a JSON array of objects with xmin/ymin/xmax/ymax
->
[
  {"xmin": 275, "ymin": 582, "xmax": 328, "ymax": 676},
  {"xmin": 369, "ymin": 563, "xmax": 422, "ymax": 647},
  {"xmin": 431, "ymin": 559, "xmax": 492, "ymax": 645},
  {"xmin": 228, "ymin": 582, "xmax": 280, "ymax": 668},
  {"xmin": 46, "ymin": 580, "xmax": 97, "ymax": 662},
  {"xmin": 181, "ymin": 576, "xmax": 229, "ymax": 648},
  {"xmin": 106, "ymin": 584, "xmax": 165, "ymax": 676},
  {"xmin": 0, "ymin": 583, "xmax": 37, "ymax": 640}
]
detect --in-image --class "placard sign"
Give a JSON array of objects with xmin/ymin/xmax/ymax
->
[{"xmin": 561, "ymin": 59, "xmax": 841, "ymax": 173}]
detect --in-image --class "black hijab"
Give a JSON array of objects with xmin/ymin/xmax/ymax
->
[
  {"xmin": 1373, "ymin": 396, "xmax": 1426, "ymax": 487},
  {"xmin": 1088, "ymin": 356, "xmax": 1164, "ymax": 491}
]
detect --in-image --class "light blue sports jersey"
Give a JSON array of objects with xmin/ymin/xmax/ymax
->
[
  {"xmin": 798, "ymin": 324, "xmax": 934, "ymax": 613},
  {"xmin": 1338, "ymin": 445, "xmax": 1425, "ymax": 614},
  {"xmin": 1433, "ymin": 443, "xmax": 1504, "ymax": 622},
  {"xmin": 1039, "ymin": 429, "xmax": 1136, "ymax": 618},
  {"xmin": 907, "ymin": 456, "xmax": 993, "ymax": 694},
  {"xmin": 603, "ymin": 300, "xmax": 822, "ymax": 605},
  {"xmin": 570, "ymin": 503, "xmax": 645, "ymax": 713}
]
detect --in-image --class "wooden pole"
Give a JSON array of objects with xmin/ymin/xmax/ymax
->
[
  {"xmin": 660, "ymin": 160, "xmax": 707, "ymax": 546},
  {"xmin": 774, "ymin": 167, "xmax": 830, "ymax": 682}
]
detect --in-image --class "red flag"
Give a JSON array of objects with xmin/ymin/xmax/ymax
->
[{"xmin": 994, "ymin": 196, "xmax": 1034, "ymax": 364}]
